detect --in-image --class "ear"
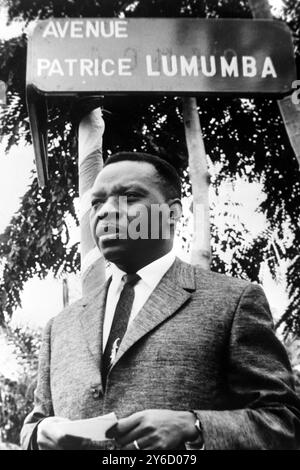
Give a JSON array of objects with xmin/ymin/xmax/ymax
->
[{"xmin": 168, "ymin": 198, "xmax": 182, "ymax": 225}]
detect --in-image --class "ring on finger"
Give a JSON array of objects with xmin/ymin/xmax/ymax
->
[{"xmin": 133, "ymin": 439, "xmax": 141, "ymax": 450}]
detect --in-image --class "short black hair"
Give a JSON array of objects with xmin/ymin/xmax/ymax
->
[{"xmin": 103, "ymin": 152, "xmax": 182, "ymax": 199}]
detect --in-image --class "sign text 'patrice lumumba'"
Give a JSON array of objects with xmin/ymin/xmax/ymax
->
[{"xmin": 27, "ymin": 18, "xmax": 296, "ymax": 95}]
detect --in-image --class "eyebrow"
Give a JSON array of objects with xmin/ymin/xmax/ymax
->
[{"xmin": 91, "ymin": 183, "xmax": 148, "ymax": 199}]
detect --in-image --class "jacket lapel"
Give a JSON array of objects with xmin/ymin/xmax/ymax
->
[
  {"xmin": 79, "ymin": 277, "xmax": 111, "ymax": 369},
  {"xmin": 111, "ymin": 258, "xmax": 196, "ymax": 370}
]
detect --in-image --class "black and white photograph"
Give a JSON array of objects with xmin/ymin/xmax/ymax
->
[{"xmin": 0, "ymin": 0, "xmax": 299, "ymax": 452}]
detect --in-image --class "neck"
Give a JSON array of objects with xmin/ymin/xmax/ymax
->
[{"xmin": 114, "ymin": 243, "xmax": 173, "ymax": 273}]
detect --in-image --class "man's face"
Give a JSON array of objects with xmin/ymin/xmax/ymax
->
[{"xmin": 90, "ymin": 160, "xmax": 174, "ymax": 266}]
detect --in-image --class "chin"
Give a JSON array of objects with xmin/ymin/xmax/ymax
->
[{"xmin": 100, "ymin": 240, "xmax": 128, "ymax": 263}]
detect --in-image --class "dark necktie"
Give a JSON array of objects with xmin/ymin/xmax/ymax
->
[{"xmin": 102, "ymin": 273, "xmax": 140, "ymax": 389}]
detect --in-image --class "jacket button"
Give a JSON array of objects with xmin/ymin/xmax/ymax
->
[{"xmin": 91, "ymin": 385, "xmax": 102, "ymax": 399}]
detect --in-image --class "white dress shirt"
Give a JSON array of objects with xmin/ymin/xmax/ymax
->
[{"xmin": 103, "ymin": 250, "xmax": 176, "ymax": 352}]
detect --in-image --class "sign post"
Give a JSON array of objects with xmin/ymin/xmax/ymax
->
[
  {"xmin": 182, "ymin": 96, "xmax": 211, "ymax": 268},
  {"xmin": 78, "ymin": 104, "xmax": 106, "ymax": 295},
  {"xmin": 0, "ymin": 81, "xmax": 6, "ymax": 106}
]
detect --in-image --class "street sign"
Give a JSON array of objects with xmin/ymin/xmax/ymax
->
[{"xmin": 27, "ymin": 18, "xmax": 296, "ymax": 96}]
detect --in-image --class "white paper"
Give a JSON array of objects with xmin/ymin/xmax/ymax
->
[{"xmin": 58, "ymin": 412, "xmax": 118, "ymax": 442}]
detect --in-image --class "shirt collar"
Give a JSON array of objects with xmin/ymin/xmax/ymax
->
[
  {"xmin": 137, "ymin": 250, "xmax": 175, "ymax": 289},
  {"xmin": 110, "ymin": 250, "xmax": 176, "ymax": 289}
]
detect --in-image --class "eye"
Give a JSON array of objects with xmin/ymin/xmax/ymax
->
[
  {"xmin": 91, "ymin": 198, "xmax": 104, "ymax": 209},
  {"xmin": 125, "ymin": 191, "xmax": 141, "ymax": 199}
]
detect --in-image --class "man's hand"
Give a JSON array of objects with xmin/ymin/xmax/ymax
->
[
  {"xmin": 37, "ymin": 417, "xmax": 92, "ymax": 450},
  {"xmin": 107, "ymin": 410, "xmax": 199, "ymax": 450}
]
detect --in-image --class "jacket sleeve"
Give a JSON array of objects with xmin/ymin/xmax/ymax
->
[
  {"xmin": 20, "ymin": 318, "xmax": 54, "ymax": 449},
  {"xmin": 197, "ymin": 284, "xmax": 300, "ymax": 450}
]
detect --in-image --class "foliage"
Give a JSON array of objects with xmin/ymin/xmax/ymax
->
[
  {"xmin": 0, "ymin": 0, "xmax": 299, "ymax": 334},
  {"xmin": 0, "ymin": 326, "xmax": 41, "ymax": 445},
  {"xmin": 284, "ymin": 336, "xmax": 300, "ymax": 397},
  {"xmin": 6, "ymin": 325, "xmax": 42, "ymax": 373},
  {"xmin": 0, "ymin": 373, "xmax": 33, "ymax": 445}
]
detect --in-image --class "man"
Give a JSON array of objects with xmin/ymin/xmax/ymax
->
[{"xmin": 21, "ymin": 152, "xmax": 300, "ymax": 450}]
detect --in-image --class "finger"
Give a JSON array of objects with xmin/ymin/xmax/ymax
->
[
  {"xmin": 112, "ymin": 412, "xmax": 142, "ymax": 438},
  {"xmin": 116, "ymin": 423, "xmax": 152, "ymax": 447},
  {"xmin": 39, "ymin": 424, "xmax": 63, "ymax": 445},
  {"xmin": 59, "ymin": 434, "xmax": 93, "ymax": 450},
  {"xmin": 37, "ymin": 426, "xmax": 57, "ymax": 449},
  {"xmin": 122, "ymin": 441, "xmax": 141, "ymax": 451},
  {"xmin": 37, "ymin": 436, "xmax": 63, "ymax": 450},
  {"xmin": 38, "ymin": 419, "xmax": 70, "ymax": 449},
  {"xmin": 39, "ymin": 431, "xmax": 91, "ymax": 450},
  {"xmin": 121, "ymin": 434, "xmax": 157, "ymax": 451},
  {"xmin": 105, "ymin": 423, "xmax": 118, "ymax": 439}
]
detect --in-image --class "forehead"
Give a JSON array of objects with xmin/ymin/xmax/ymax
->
[{"xmin": 93, "ymin": 160, "xmax": 160, "ymax": 189}]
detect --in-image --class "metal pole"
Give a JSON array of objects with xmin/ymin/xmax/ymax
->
[
  {"xmin": 78, "ymin": 107, "xmax": 106, "ymax": 296},
  {"xmin": 182, "ymin": 97, "xmax": 211, "ymax": 269},
  {"xmin": 62, "ymin": 278, "xmax": 69, "ymax": 308}
]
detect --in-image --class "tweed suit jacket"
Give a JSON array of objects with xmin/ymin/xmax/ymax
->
[{"xmin": 21, "ymin": 258, "xmax": 300, "ymax": 450}]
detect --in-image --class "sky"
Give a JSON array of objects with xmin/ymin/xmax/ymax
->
[
  {"xmin": 0, "ymin": 0, "xmax": 289, "ymax": 375},
  {"xmin": 0, "ymin": 144, "xmax": 33, "ymax": 231}
]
